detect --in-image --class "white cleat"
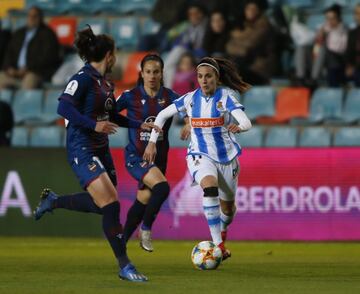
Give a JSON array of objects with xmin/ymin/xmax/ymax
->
[{"xmin": 139, "ymin": 228, "xmax": 154, "ymax": 252}]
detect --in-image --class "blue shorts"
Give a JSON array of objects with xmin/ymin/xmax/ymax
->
[
  {"xmin": 67, "ymin": 147, "xmax": 117, "ymax": 189},
  {"xmin": 125, "ymin": 152, "xmax": 166, "ymax": 189}
]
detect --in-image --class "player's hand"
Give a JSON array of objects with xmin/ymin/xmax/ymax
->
[
  {"xmin": 227, "ymin": 123, "xmax": 242, "ymax": 134},
  {"xmin": 95, "ymin": 121, "xmax": 118, "ymax": 134},
  {"xmin": 141, "ymin": 122, "xmax": 162, "ymax": 133},
  {"xmin": 180, "ymin": 123, "xmax": 191, "ymax": 140},
  {"xmin": 143, "ymin": 142, "xmax": 157, "ymax": 164}
]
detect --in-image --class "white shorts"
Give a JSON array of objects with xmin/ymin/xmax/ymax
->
[{"xmin": 186, "ymin": 154, "xmax": 240, "ymax": 201}]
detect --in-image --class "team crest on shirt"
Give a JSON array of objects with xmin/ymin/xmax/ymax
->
[
  {"xmin": 158, "ymin": 97, "xmax": 166, "ymax": 106},
  {"xmin": 141, "ymin": 99, "xmax": 146, "ymax": 105},
  {"xmin": 104, "ymin": 98, "xmax": 114, "ymax": 111},
  {"xmin": 216, "ymin": 101, "xmax": 224, "ymax": 111},
  {"xmin": 88, "ymin": 162, "xmax": 97, "ymax": 172}
]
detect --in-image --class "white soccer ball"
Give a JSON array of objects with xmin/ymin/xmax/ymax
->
[{"xmin": 191, "ymin": 241, "xmax": 223, "ymax": 270}]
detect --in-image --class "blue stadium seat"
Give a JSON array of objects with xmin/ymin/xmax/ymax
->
[
  {"xmin": 299, "ymin": 127, "xmax": 331, "ymax": 147},
  {"xmin": 42, "ymin": 90, "xmax": 61, "ymax": 123},
  {"xmin": 120, "ymin": 0, "xmax": 156, "ymax": 14},
  {"xmin": 26, "ymin": 0, "xmax": 57, "ymax": 11},
  {"xmin": 343, "ymin": 12, "xmax": 356, "ymax": 29},
  {"xmin": 77, "ymin": 18, "xmax": 108, "ymax": 35},
  {"xmin": 286, "ymin": 0, "xmax": 313, "ymax": 7},
  {"xmin": 141, "ymin": 18, "xmax": 161, "ymax": 36},
  {"xmin": 242, "ymin": 86, "xmax": 276, "ymax": 120},
  {"xmin": 265, "ymin": 127, "xmax": 298, "ymax": 147},
  {"xmin": 0, "ymin": 89, "xmax": 13, "ymax": 104},
  {"xmin": 235, "ymin": 126, "xmax": 263, "ymax": 147},
  {"xmin": 110, "ymin": 18, "xmax": 140, "ymax": 50},
  {"xmin": 11, "ymin": 127, "xmax": 29, "ymax": 147},
  {"xmin": 306, "ymin": 14, "xmax": 324, "ymax": 31},
  {"xmin": 341, "ymin": 89, "xmax": 360, "ymax": 124},
  {"xmin": 109, "ymin": 128, "xmax": 128, "ymax": 147},
  {"xmin": 12, "ymin": 17, "xmax": 27, "ymax": 31},
  {"xmin": 169, "ymin": 124, "xmax": 190, "ymax": 148},
  {"xmin": 323, "ymin": 0, "xmax": 348, "ymax": 8},
  {"xmin": 334, "ymin": 127, "xmax": 360, "ymax": 146},
  {"xmin": 30, "ymin": 126, "xmax": 63, "ymax": 147},
  {"xmin": 12, "ymin": 90, "xmax": 44, "ymax": 124},
  {"xmin": 89, "ymin": 0, "xmax": 122, "ymax": 14},
  {"xmin": 57, "ymin": 0, "xmax": 90, "ymax": 14},
  {"xmin": 291, "ymin": 88, "xmax": 343, "ymax": 125}
]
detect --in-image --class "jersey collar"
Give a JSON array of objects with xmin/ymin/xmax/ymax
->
[
  {"xmin": 139, "ymin": 84, "xmax": 163, "ymax": 100},
  {"xmin": 84, "ymin": 63, "xmax": 102, "ymax": 79}
]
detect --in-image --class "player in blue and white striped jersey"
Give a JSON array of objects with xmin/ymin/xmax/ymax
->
[{"xmin": 144, "ymin": 57, "xmax": 252, "ymax": 261}]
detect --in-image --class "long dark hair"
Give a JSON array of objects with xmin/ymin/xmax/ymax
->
[
  {"xmin": 137, "ymin": 53, "xmax": 164, "ymax": 86},
  {"xmin": 197, "ymin": 57, "xmax": 251, "ymax": 94},
  {"xmin": 74, "ymin": 25, "xmax": 115, "ymax": 63}
]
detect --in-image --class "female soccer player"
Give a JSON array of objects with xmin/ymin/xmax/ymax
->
[
  {"xmin": 143, "ymin": 57, "xmax": 252, "ymax": 260},
  {"xmin": 33, "ymin": 27, "xmax": 152, "ymax": 282},
  {"xmin": 117, "ymin": 54, "xmax": 186, "ymax": 252}
]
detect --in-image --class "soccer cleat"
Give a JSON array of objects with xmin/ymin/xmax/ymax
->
[
  {"xmin": 33, "ymin": 189, "xmax": 58, "ymax": 221},
  {"xmin": 218, "ymin": 242, "xmax": 231, "ymax": 261},
  {"xmin": 139, "ymin": 228, "xmax": 154, "ymax": 252},
  {"xmin": 221, "ymin": 231, "xmax": 227, "ymax": 242},
  {"xmin": 119, "ymin": 263, "xmax": 148, "ymax": 282}
]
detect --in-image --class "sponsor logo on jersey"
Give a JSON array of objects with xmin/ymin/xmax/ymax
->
[
  {"xmin": 191, "ymin": 117, "xmax": 224, "ymax": 128},
  {"xmin": 88, "ymin": 162, "xmax": 97, "ymax": 172},
  {"xmin": 158, "ymin": 98, "xmax": 166, "ymax": 106}
]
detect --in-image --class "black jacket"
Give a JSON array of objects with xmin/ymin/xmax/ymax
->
[
  {"xmin": 2, "ymin": 23, "xmax": 62, "ymax": 80},
  {"xmin": 346, "ymin": 26, "xmax": 360, "ymax": 69}
]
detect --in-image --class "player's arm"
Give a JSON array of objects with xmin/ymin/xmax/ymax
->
[
  {"xmin": 143, "ymin": 104, "xmax": 179, "ymax": 163},
  {"xmin": 228, "ymin": 109, "xmax": 252, "ymax": 133}
]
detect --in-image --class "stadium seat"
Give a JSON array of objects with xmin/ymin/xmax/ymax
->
[
  {"xmin": 119, "ymin": 51, "xmax": 151, "ymax": 86},
  {"xmin": 257, "ymin": 87, "xmax": 310, "ymax": 124},
  {"xmin": 291, "ymin": 88, "xmax": 343, "ymax": 125},
  {"xmin": 110, "ymin": 18, "xmax": 140, "ymax": 50},
  {"xmin": 343, "ymin": 12, "xmax": 356, "ymax": 29},
  {"xmin": 141, "ymin": 18, "xmax": 161, "ymax": 36},
  {"xmin": 77, "ymin": 18, "xmax": 108, "ymax": 35},
  {"xmin": 235, "ymin": 126, "xmax": 263, "ymax": 148},
  {"xmin": 342, "ymin": 89, "xmax": 360, "ymax": 124},
  {"xmin": 57, "ymin": 0, "xmax": 90, "ymax": 14},
  {"xmin": 265, "ymin": 127, "xmax": 298, "ymax": 147},
  {"xmin": 286, "ymin": 0, "xmax": 313, "ymax": 7},
  {"xmin": 120, "ymin": 0, "xmax": 156, "ymax": 14},
  {"xmin": 11, "ymin": 126, "xmax": 29, "ymax": 147},
  {"xmin": 0, "ymin": 89, "xmax": 13, "ymax": 104},
  {"xmin": 108, "ymin": 127, "xmax": 128, "ymax": 147},
  {"xmin": 299, "ymin": 127, "xmax": 331, "ymax": 147},
  {"xmin": 242, "ymin": 86, "xmax": 276, "ymax": 120},
  {"xmin": 30, "ymin": 126, "xmax": 63, "ymax": 147},
  {"xmin": 48, "ymin": 17, "xmax": 77, "ymax": 47},
  {"xmin": 12, "ymin": 17, "xmax": 27, "ymax": 31},
  {"xmin": 42, "ymin": 90, "xmax": 62, "ymax": 123},
  {"xmin": 306, "ymin": 14, "xmax": 324, "ymax": 31},
  {"xmin": 12, "ymin": 90, "xmax": 44, "ymax": 123},
  {"xmin": 334, "ymin": 127, "xmax": 360, "ymax": 146},
  {"xmin": 169, "ymin": 124, "xmax": 189, "ymax": 148},
  {"xmin": 25, "ymin": 0, "xmax": 57, "ymax": 12},
  {"xmin": 88, "ymin": 0, "xmax": 122, "ymax": 14}
]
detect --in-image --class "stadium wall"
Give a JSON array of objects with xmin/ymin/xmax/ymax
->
[{"xmin": 1, "ymin": 147, "xmax": 359, "ymax": 240}]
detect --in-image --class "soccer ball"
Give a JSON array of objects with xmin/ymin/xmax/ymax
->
[{"xmin": 191, "ymin": 241, "xmax": 223, "ymax": 270}]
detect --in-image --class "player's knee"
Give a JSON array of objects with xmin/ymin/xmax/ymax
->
[
  {"xmin": 152, "ymin": 181, "xmax": 170, "ymax": 199},
  {"xmin": 203, "ymin": 186, "xmax": 219, "ymax": 197}
]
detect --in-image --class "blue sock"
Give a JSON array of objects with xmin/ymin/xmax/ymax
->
[
  {"xmin": 142, "ymin": 182, "xmax": 170, "ymax": 230},
  {"xmin": 53, "ymin": 192, "xmax": 102, "ymax": 214},
  {"xmin": 124, "ymin": 199, "xmax": 146, "ymax": 242},
  {"xmin": 101, "ymin": 201, "xmax": 130, "ymax": 269}
]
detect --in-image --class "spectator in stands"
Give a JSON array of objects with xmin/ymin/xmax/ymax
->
[
  {"xmin": 294, "ymin": 4, "xmax": 348, "ymax": 87},
  {"xmin": 345, "ymin": 3, "xmax": 360, "ymax": 87},
  {"xmin": 172, "ymin": 52, "xmax": 198, "ymax": 95},
  {"xmin": 0, "ymin": 6, "xmax": 61, "ymax": 90},
  {"xmin": 0, "ymin": 100, "xmax": 13, "ymax": 146},
  {"xmin": 163, "ymin": 2, "xmax": 208, "ymax": 87},
  {"xmin": 202, "ymin": 10, "xmax": 229, "ymax": 57},
  {"xmin": 225, "ymin": 0, "xmax": 276, "ymax": 85},
  {"xmin": 0, "ymin": 20, "xmax": 11, "ymax": 69}
]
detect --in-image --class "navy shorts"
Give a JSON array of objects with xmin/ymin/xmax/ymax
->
[
  {"xmin": 67, "ymin": 147, "xmax": 117, "ymax": 189},
  {"xmin": 125, "ymin": 152, "xmax": 166, "ymax": 189}
]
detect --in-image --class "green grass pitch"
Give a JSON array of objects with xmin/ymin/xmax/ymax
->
[{"xmin": 1, "ymin": 237, "xmax": 360, "ymax": 294}]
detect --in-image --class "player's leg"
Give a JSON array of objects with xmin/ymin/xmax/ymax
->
[
  {"xmin": 87, "ymin": 172, "xmax": 147, "ymax": 282},
  {"xmin": 139, "ymin": 166, "xmax": 169, "ymax": 252},
  {"xmin": 187, "ymin": 155, "xmax": 223, "ymax": 246},
  {"xmin": 123, "ymin": 188, "xmax": 150, "ymax": 242}
]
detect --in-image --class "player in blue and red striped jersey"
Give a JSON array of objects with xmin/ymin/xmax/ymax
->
[
  {"xmin": 118, "ymin": 54, "xmax": 189, "ymax": 252},
  {"xmin": 33, "ymin": 26, "xmax": 156, "ymax": 282}
]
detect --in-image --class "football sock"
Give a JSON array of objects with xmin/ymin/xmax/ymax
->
[
  {"xmin": 53, "ymin": 192, "xmax": 102, "ymax": 214},
  {"xmin": 124, "ymin": 199, "xmax": 147, "ymax": 242},
  {"xmin": 220, "ymin": 206, "xmax": 236, "ymax": 232},
  {"xmin": 203, "ymin": 187, "xmax": 222, "ymax": 246},
  {"xmin": 141, "ymin": 181, "xmax": 170, "ymax": 230},
  {"xmin": 101, "ymin": 201, "xmax": 130, "ymax": 269}
]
